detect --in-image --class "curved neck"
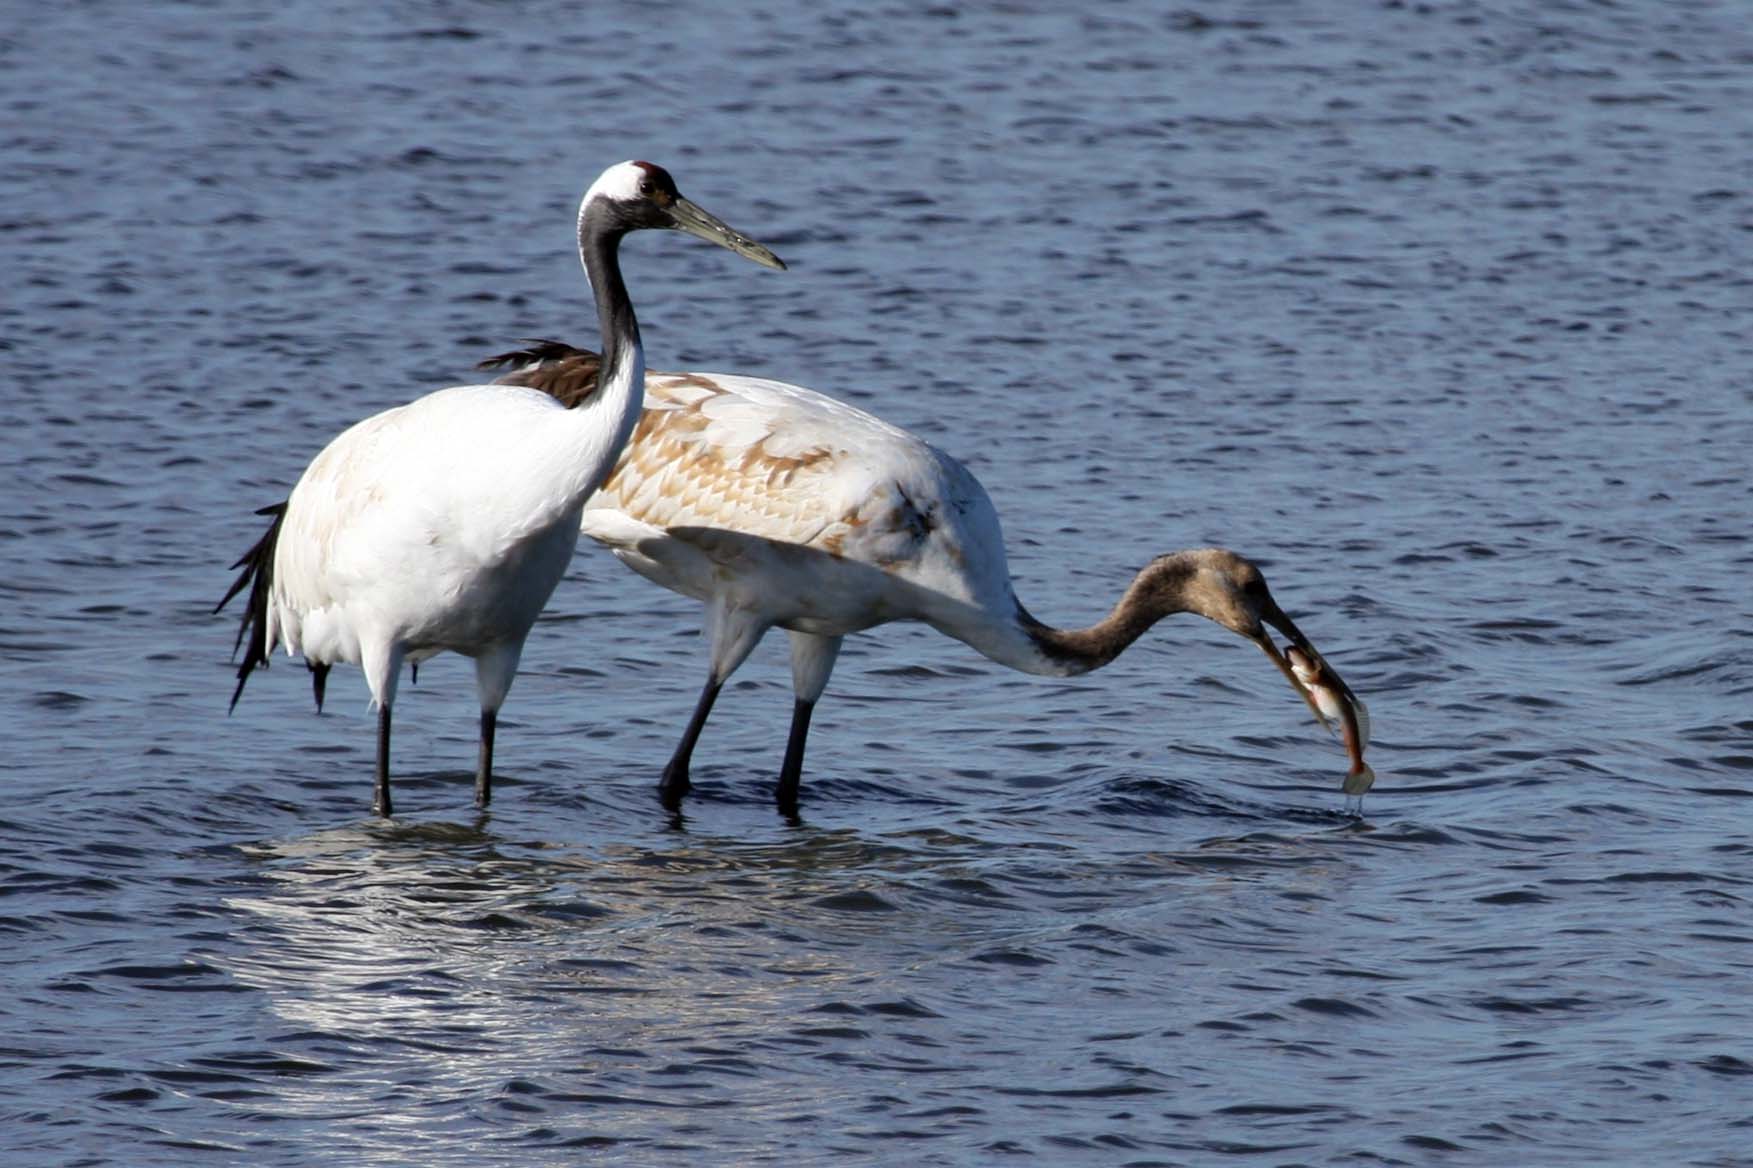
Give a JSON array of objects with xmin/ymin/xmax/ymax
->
[
  {"xmin": 578, "ymin": 203, "xmax": 643, "ymax": 411},
  {"xmin": 1014, "ymin": 553, "xmax": 1201, "ymax": 675}
]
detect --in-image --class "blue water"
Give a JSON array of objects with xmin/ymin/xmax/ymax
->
[{"xmin": 4, "ymin": 2, "xmax": 1751, "ymax": 1164}]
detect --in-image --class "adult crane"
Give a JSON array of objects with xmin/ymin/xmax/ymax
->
[{"xmin": 219, "ymin": 162, "xmax": 784, "ymax": 816}]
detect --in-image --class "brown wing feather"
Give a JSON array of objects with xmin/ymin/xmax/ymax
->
[
  {"xmin": 478, "ymin": 340, "xmax": 602, "ymax": 409},
  {"xmin": 481, "ymin": 342, "xmax": 938, "ymax": 562}
]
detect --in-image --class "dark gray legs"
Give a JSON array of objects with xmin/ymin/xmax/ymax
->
[
  {"xmin": 660, "ymin": 678, "xmax": 722, "ymax": 811},
  {"xmin": 775, "ymin": 698, "xmax": 816, "ymax": 815},
  {"xmin": 476, "ymin": 709, "xmax": 497, "ymax": 808},
  {"xmin": 373, "ymin": 704, "xmax": 393, "ymax": 817}
]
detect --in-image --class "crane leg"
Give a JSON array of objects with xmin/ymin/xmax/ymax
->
[
  {"xmin": 470, "ymin": 642, "xmax": 520, "ymax": 810},
  {"xmin": 775, "ymin": 697, "xmax": 816, "ymax": 816},
  {"xmin": 660, "ymin": 678, "xmax": 721, "ymax": 810},
  {"xmin": 373, "ymin": 704, "xmax": 393, "ymax": 817},
  {"xmin": 475, "ymin": 709, "xmax": 496, "ymax": 808},
  {"xmin": 776, "ymin": 632, "xmax": 840, "ymax": 816}
]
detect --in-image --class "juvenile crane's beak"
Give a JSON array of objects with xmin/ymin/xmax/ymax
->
[
  {"xmin": 1250, "ymin": 599, "xmax": 1359, "ymax": 730},
  {"xmin": 1248, "ymin": 597, "xmax": 1374, "ymax": 796}
]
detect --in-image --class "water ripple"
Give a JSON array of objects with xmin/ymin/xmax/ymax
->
[{"xmin": 4, "ymin": 1, "xmax": 1752, "ymax": 1165}]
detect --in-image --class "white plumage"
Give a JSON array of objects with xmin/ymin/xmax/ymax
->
[
  {"xmin": 588, "ymin": 373, "xmax": 1017, "ymax": 647},
  {"xmin": 221, "ymin": 162, "xmax": 784, "ymax": 816},
  {"xmin": 271, "ymin": 383, "xmax": 617, "ymax": 702}
]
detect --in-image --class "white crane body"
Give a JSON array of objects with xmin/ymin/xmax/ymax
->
[{"xmin": 220, "ymin": 163, "xmax": 784, "ymax": 815}]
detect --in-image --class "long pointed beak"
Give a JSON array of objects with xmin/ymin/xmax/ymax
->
[
  {"xmin": 1256, "ymin": 630, "xmax": 1329, "ymax": 731},
  {"xmin": 1254, "ymin": 599, "xmax": 1360, "ymax": 730},
  {"xmin": 1243, "ymin": 588, "xmax": 1374, "ymax": 795},
  {"xmin": 667, "ymin": 195, "xmax": 786, "ymax": 270}
]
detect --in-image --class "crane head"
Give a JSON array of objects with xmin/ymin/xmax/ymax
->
[
  {"xmin": 582, "ymin": 160, "xmax": 786, "ymax": 270},
  {"xmin": 1166, "ymin": 549, "xmax": 1367, "ymax": 748}
]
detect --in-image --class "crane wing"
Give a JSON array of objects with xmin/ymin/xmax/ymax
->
[
  {"xmin": 483, "ymin": 344, "xmax": 973, "ymax": 575},
  {"xmin": 591, "ymin": 371, "xmax": 936, "ymax": 559}
]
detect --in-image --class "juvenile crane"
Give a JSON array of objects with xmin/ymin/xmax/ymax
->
[
  {"xmin": 219, "ymin": 163, "xmax": 784, "ymax": 816},
  {"xmin": 481, "ymin": 343, "xmax": 1368, "ymax": 814}
]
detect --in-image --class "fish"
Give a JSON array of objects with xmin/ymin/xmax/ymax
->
[{"xmin": 1286, "ymin": 644, "xmax": 1375, "ymax": 798}]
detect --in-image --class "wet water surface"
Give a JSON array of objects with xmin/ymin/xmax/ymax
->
[{"xmin": 3, "ymin": 2, "xmax": 1751, "ymax": 1164}]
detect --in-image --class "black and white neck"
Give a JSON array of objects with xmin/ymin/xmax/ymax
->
[
  {"xmin": 576, "ymin": 161, "xmax": 658, "ymax": 414},
  {"xmin": 570, "ymin": 159, "xmax": 786, "ymax": 417}
]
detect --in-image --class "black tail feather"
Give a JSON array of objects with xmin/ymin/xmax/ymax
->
[
  {"xmin": 476, "ymin": 339, "xmax": 603, "ymax": 409},
  {"xmin": 474, "ymin": 338, "xmax": 596, "ymax": 372},
  {"xmin": 216, "ymin": 501, "xmax": 287, "ymax": 712}
]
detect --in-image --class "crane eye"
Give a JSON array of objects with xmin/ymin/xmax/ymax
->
[{"xmin": 638, "ymin": 178, "xmax": 655, "ymax": 196}]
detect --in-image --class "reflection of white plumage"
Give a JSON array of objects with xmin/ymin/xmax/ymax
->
[
  {"xmin": 218, "ymin": 162, "xmax": 784, "ymax": 817},
  {"xmin": 484, "ymin": 344, "xmax": 1364, "ymax": 814}
]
